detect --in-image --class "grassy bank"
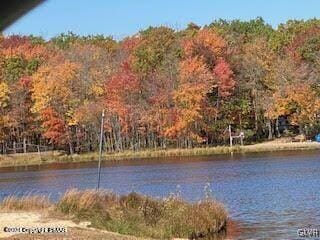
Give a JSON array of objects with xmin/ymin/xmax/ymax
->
[
  {"xmin": 1, "ymin": 140, "xmax": 320, "ymax": 168},
  {"xmin": 0, "ymin": 189, "xmax": 227, "ymax": 239}
]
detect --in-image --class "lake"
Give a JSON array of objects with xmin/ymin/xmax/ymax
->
[{"xmin": 0, "ymin": 150, "xmax": 320, "ymax": 239}]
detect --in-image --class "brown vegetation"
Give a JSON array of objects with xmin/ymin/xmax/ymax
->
[
  {"xmin": 0, "ymin": 194, "xmax": 51, "ymax": 211},
  {"xmin": 0, "ymin": 140, "xmax": 319, "ymax": 169},
  {"xmin": 0, "ymin": 189, "xmax": 227, "ymax": 239},
  {"xmin": 56, "ymin": 189, "xmax": 227, "ymax": 239}
]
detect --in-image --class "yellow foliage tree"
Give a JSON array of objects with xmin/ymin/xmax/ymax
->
[
  {"xmin": 32, "ymin": 58, "xmax": 80, "ymax": 125},
  {"xmin": 0, "ymin": 82, "xmax": 10, "ymax": 108},
  {"xmin": 266, "ymin": 84, "xmax": 320, "ymax": 129}
]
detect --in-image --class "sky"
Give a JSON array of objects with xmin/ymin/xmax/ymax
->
[{"xmin": 3, "ymin": 0, "xmax": 320, "ymax": 40}]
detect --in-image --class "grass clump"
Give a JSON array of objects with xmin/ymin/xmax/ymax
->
[
  {"xmin": 0, "ymin": 194, "xmax": 51, "ymax": 211},
  {"xmin": 57, "ymin": 189, "xmax": 116, "ymax": 225},
  {"xmin": 0, "ymin": 189, "xmax": 227, "ymax": 239},
  {"xmin": 56, "ymin": 189, "xmax": 227, "ymax": 239}
]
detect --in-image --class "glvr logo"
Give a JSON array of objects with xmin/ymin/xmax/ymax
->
[{"xmin": 297, "ymin": 229, "xmax": 320, "ymax": 238}]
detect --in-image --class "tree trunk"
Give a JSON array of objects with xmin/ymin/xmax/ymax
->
[
  {"xmin": 13, "ymin": 141, "xmax": 16, "ymax": 154},
  {"xmin": 267, "ymin": 119, "xmax": 273, "ymax": 140},
  {"xmin": 275, "ymin": 118, "xmax": 280, "ymax": 137},
  {"xmin": 69, "ymin": 141, "xmax": 74, "ymax": 155},
  {"xmin": 299, "ymin": 124, "xmax": 304, "ymax": 135},
  {"xmin": 252, "ymin": 89, "xmax": 259, "ymax": 138},
  {"xmin": 23, "ymin": 136, "xmax": 27, "ymax": 153}
]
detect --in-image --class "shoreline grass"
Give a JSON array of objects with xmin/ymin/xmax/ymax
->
[
  {"xmin": 0, "ymin": 189, "xmax": 227, "ymax": 239},
  {"xmin": 0, "ymin": 194, "xmax": 51, "ymax": 211},
  {"xmin": 0, "ymin": 141, "xmax": 320, "ymax": 169}
]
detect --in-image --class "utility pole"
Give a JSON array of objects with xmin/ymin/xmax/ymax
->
[
  {"xmin": 229, "ymin": 125, "xmax": 233, "ymax": 147},
  {"xmin": 97, "ymin": 109, "xmax": 105, "ymax": 189}
]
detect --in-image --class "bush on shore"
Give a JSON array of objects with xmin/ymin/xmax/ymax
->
[
  {"xmin": 0, "ymin": 189, "xmax": 227, "ymax": 239},
  {"xmin": 56, "ymin": 189, "xmax": 227, "ymax": 239}
]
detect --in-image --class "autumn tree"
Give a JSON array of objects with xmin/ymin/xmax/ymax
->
[
  {"xmin": 0, "ymin": 35, "xmax": 47, "ymax": 152},
  {"xmin": 267, "ymin": 84, "xmax": 320, "ymax": 135},
  {"xmin": 2, "ymin": 19, "xmax": 320, "ymax": 154},
  {"xmin": 166, "ymin": 29, "xmax": 234, "ymax": 147}
]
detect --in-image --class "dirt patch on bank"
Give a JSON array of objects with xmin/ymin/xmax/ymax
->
[{"xmin": 0, "ymin": 211, "xmax": 142, "ymax": 240}]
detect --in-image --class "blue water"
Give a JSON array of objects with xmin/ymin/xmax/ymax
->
[{"xmin": 0, "ymin": 151, "xmax": 320, "ymax": 239}]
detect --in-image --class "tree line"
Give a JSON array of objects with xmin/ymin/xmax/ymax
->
[{"xmin": 1, "ymin": 17, "xmax": 320, "ymax": 154}]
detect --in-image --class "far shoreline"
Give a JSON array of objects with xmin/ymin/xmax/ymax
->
[{"xmin": 0, "ymin": 140, "xmax": 320, "ymax": 170}]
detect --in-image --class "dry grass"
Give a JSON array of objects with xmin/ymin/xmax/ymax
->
[
  {"xmin": 0, "ymin": 189, "xmax": 227, "ymax": 239},
  {"xmin": 0, "ymin": 194, "xmax": 51, "ymax": 211},
  {"xmin": 0, "ymin": 150, "xmax": 64, "ymax": 167},
  {"xmin": 56, "ymin": 189, "xmax": 227, "ymax": 239},
  {"xmin": 241, "ymin": 141, "xmax": 320, "ymax": 153},
  {"xmin": 1, "ymin": 140, "xmax": 318, "ymax": 169}
]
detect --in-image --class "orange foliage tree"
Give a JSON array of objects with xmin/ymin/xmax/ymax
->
[{"xmin": 165, "ymin": 29, "xmax": 235, "ymax": 147}]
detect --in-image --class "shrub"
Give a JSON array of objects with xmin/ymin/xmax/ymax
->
[
  {"xmin": 56, "ymin": 189, "xmax": 227, "ymax": 239},
  {"xmin": 56, "ymin": 189, "xmax": 116, "ymax": 225},
  {"xmin": 0, "ymin": 188, "xmax": 228, "ymax": 239}
]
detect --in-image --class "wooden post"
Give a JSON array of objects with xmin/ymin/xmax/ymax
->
[
  {"xmin": 229, "ymin": 125, "xmax": 233, "ymax": 147},
  {"xmin": 97, "ymin": 109, "xmax": 105, "ymax": 189}
]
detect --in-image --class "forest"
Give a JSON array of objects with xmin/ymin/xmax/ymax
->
[{"xmin": 1, "ymin": 17, "xmax": 320, "ymax": 154}]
